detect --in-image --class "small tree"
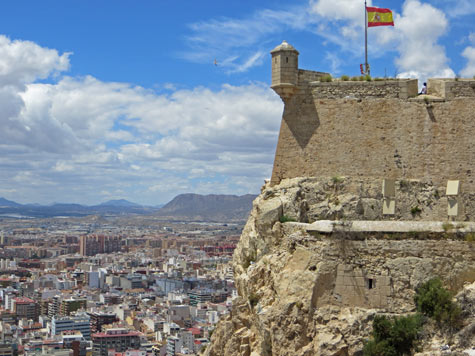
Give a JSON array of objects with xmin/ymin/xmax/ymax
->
[
  {"xmin": 414, "ymin": 277, "xmax": 461, "ymax": 329},
  {"xmin": 363, "ymin": 314, "xmax": 422, "ymax": 356}
]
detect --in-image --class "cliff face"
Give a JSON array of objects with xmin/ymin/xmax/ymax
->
[{"xmin": 205, "ymin": 178, "xmax": 475, "ymax": 356}]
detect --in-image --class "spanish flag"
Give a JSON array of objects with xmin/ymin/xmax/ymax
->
[{"xmin": 366, "ymin": 6, "xmax": 394, "ymax": 27}]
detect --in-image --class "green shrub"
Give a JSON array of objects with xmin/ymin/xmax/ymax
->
[
  {"xmin": 363, "ymin": 314, "xmax": 422, "ymax": 356},
  {"xmin": 332, "ymin": 175, "xmax": 343, "ymax": 184},
  {"xmin": 410, "ymin": 206, "xmax": 422, "ymax": 216},
  {"xmin": 365, "ymin": 74, "xmax": 372, "ymax": 81},
  {"xmin": 340, "ymin": 75, "xmax": 350, "ymax": 81},
  {"xmin": 279, "ymin": 215, "xmax": 296, "ymax": 223},
  {"xmin": 363, "ymin": 340, "xmax": 396, "ymax": 356},
  {"xmin": 374, "ymin": 77, "xmax": 385, "ymax": 81},
  {"xmin": 414, "ymin": 277, "xmax": 462, "ymax": 328},
  {"xmin": 320, "ymin": 74, "xmax": 333, "ymax": 82},
  {"xmin": 351, "ymin": 76, "xmax": 359, "ymax": 81}
]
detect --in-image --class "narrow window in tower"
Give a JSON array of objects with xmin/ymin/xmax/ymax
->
[
  {"xmin": 286, "ymin": 57, "xmax": 289, "ymax": 63},
  {"xmin": 368, "ymin": 278, "xmax": 375, "ymax": 289}
]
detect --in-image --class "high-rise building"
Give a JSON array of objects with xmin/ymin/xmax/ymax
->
[
  {"xmin": 11, "ymin": 297, "xmax": 39, "ymax": 321},
  {"xmin": 48, "ymin": 296, "xmax": 61, "ymax": 318},
  {"xmin": 166, "ymin": 336, "xmax": 182, "ymax": 356},
  {"xmin": 60, "ymin": 298, "xmax": 87, "ymax": 316},
  {"xmin": 87, "ymin": 312, "xmax": 118, "ymax": 333},
  {"xmin": 80, "ymin": 235, "xmax": 121, "ymax": 256}
]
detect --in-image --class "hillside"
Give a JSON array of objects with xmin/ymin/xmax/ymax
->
[
  {"xmin": 204, "ymin": 178, "xmax": 475, "ymax": 355},
  {"xmin": 156, "ymin": 193, "xmax": 257, "ymax": 221}
]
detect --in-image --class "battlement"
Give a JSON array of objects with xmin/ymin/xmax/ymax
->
[
  {"xmin": 428, "ymin": 78, "xmax": 475, "ymax": 99},
  {"xmin": 271, "ymin": 40, "xmax": 475, "ymax": 102},
  {"xmin": 310, "ymin": 79, "xmax": 418, "ymax": 99}
]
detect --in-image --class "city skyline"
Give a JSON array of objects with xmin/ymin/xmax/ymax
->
[{"xmin": 0, "ymin": 0, "xmax": 474, "ymax": 205}]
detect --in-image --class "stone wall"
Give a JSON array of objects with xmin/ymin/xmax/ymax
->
[
  {"xmin": 311, "ymin": 79, "xmax": 418, "ymax": 99},
  {"xmin": 270, "ymin": 85, "xmax": 475, "ymax": 204},
  {"xmin": 298, "ymin": 69, "xmax": 328, "ymax": 84},
  {"xmin": 428, "ymin": 78, "xmax": 475, "ymax": 99}
]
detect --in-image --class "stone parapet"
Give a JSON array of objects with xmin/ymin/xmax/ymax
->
[
  {"xmin": 297, "ymin": 69, "xmax": 328, "ymax": 84},
  {"xmin": 428, "ymin": 78, "xmax": 475, "ymax": 99},
  {"xmin": 310, "ymin": 78, "xmax": 418, "ymax": 99}
]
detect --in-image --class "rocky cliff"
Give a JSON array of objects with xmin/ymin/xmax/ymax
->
[{"xmin": 204, "ymin": 177, "xmax": 475, "ymax": 356}]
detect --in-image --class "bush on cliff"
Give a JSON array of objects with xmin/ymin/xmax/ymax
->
[
  {"xmin": 363, "ymin": 314, "xmax": 422, "ymax": 356},
  {"xmin": 414, "ymin": 277, "xmax": 461, "ymax": 329}
]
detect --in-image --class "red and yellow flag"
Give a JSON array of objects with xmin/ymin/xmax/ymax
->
[{"xmin": 366, "ymin": 6, "xmax": 394, "ymax": 27}]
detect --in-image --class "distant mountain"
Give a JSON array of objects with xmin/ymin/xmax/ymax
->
[
  {"xmin": 157, "ymin": 193, "xmax": 257, "ymax": 221},
  {"xmin": 0, "ymin": 197, "xmax": 22, "ymax": 207},
  {"xmin": 0, "ymin": 194, "xmax": 257, "ymax": 220},
  {"xmin": 97, "ymin": 199, "xmax": 141, "ymax": 207},
  {"xmin": 0, "ymin": 199, "xmax": 158, "ymax": 218}
]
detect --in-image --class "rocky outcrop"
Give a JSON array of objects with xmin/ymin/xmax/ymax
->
[{"xmin": 204, "ymin": 177, "xmax": 475, "ymax": 356}]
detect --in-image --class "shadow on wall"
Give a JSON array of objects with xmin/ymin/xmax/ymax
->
[{"xmin": 283, "ymin": 93, "xmax": 320, "ymax": 149}]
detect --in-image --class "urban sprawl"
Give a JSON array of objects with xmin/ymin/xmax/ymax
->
[{"xmin": 0, "ymin": 216, "xmax": 242, "ymax": 356}]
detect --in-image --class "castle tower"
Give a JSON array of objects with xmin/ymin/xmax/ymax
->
[{"xmin": 270, "ymin": 40, "xmax": 299, "ymax": 101}]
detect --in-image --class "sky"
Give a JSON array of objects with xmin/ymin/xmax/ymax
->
[{"xmin": 0, "ymin": 0, "xmax": 474, "ymax": 206}]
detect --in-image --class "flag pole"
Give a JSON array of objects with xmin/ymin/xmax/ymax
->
[{"xmin": 364, "ymin": 0, "xmax": 369, "ymax": 75}]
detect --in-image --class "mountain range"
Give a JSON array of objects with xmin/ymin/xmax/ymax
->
[
  {"xmin": 157, "ymin": 193, "xmax": 256, "ymax": 221},
  {"xmin": 0, "ymin": 194, "xmax": 257, "ymax": 221}
]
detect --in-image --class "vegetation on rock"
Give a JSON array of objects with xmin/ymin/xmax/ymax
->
[
  {"xmin": 279, "ymin": 215, "xmax": 296, "ymax": 223},
  {"xmin": 363, "ymin": 314, "xmax": 422, "ymax": 356},
  {"xmin": 414, "ymin": 277, "xmax": 461, "ymax": 329}
]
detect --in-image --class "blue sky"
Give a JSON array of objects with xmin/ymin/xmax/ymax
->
[{"xmin": 0, "ymin": 0, "xmax": 474, "ymax": 205}]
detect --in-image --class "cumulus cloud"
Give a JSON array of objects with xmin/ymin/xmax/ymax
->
[
  {"xmin": 460, "ymin": 46, "xmax": 475, "ymax": 77},
  {"xmin": 0, "ymin": 35, "xmax": 71, "ymax": 153},
  {"xmin": 0, "ymin": 35, "xmax": 70, "ymax": 88},
  {"xmin": 309, "ymin": 0, "xmax": 454, "ymax": 79},
  {"xmin": 311, "ymin": 0, "xmax": 367, "ymax": 22},
  {"xmin": 395, "ymin": 0, "xmax": 454, "ymax": 79},
  {"xmin": 0, "ymin": 35, "xmax": 283, "ymax": 204}
]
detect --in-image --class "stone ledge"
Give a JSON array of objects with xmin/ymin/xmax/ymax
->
[{"xmin": 304, "ymin": 220, "xmax": 475, "ymax": 233}]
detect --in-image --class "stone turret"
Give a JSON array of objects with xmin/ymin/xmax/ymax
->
[{"xmin": 270, "ymin": 40, "xmax": 299, "ymax": 101}]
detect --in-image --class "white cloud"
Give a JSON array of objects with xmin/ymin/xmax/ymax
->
[
  {"xmin": 437, "ymin": 0, "xmax": 475, "ymax": 18},
  {"xmin": 395, "ymin": 0, "xmax": 454, "ymax": 79},
  {"xmin": 0, "ymin": 35, "xmax": 70, "ymax": 88},
  {"xmin": 311, "ymin": 0, "xmax": 368, "ymax": 22},
  {"xmin": 460, "ymin": 46, "xmax": 475, "ymax": 77},
  {"xmin": 309, "ymin": 0, "xmax": 454, "ymax": 79},
  {"xmin": 0, "ymin": 36, "xmax": 283, "ymax": 204},
  {"xmin": 0, "ymin": 35, "xmax": 71, "ymax": 154}
]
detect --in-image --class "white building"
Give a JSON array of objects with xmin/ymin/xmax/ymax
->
[{"xmin": 51, "ymin": 313, "xmax": 91, "ymax": 340}]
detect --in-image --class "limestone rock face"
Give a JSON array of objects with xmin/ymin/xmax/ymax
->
[{"xmin": 204, "ymin": 178, "xmax": 475, "ymax": 356}]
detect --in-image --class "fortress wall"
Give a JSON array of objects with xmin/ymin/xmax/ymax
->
[
  {"xmin": 270, "ymin": 91, "xmax": 475, "ymax": 197},
  {"xmin": 311, "ymin": 79, "xmax": 418, "ymax": 99},
  {"xmin": 428, "ymin": 79, "xmax": 475, "ymax": 99},
  {"xmin": 446, "ymin": 80, "xmax": 475, "ymax": 99},
  {"xmin": 298, "ymin": 69, "xmax": 328, "ymax": 84}
]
